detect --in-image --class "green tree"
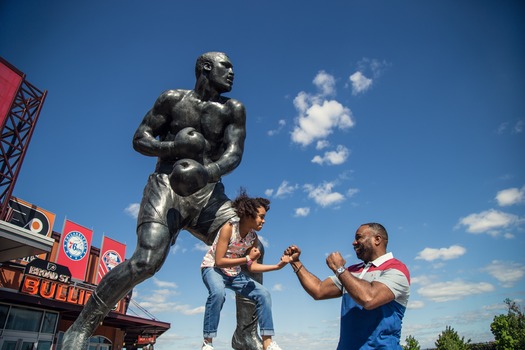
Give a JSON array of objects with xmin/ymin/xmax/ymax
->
[
  {"xmin": 490, "ymin": 298, "xmax": 525, "ymax": 350},
  {"xmin": 403, "ymin": 334, "xmax": 421, "ymax": 350},
  {"xmin": 435, "ymin": 325, "xmax": 471, "ymax": 350}
]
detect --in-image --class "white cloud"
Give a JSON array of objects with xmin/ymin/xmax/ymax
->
[
  {"xmin": 497, "ymin": 122, "xmax": 509, "ymax": 134},
  {"xmin": 264, "ymin": 189, "xmax": 274, "ymax": 197},
  {"xmin": 496, "ymin": 185, "xmax": 525, "ymax": 206},
  {"xmin": 164, "ymin": 303, "xmax": 204, "ymax": 315},
  {"xmin": 291, "ymin": 71, "xmax": 354, "ymax": 147},
  {"xmin": 311, "ymin": 145, "xmax": 350, "ymax": 165},
  {"xmin": 407, "ymin": 300, "xmax": 425, "ymax": 309},
  {"xmin": 348, "ymin": 58, "xmax": 389, "ymax": 95},
  {"xmin": 457, "ymin": 209, "xmax": 521, "ymax": 235},
  {"xmin": 304, "ymin": 182, "xmax": 345, "ymax": 207},
  {"xmin": 124, "ymin": 203, "xmax": 140, "ymax": 218},
  {"xmin": 417, "ymin": 280, "xmax": 494, "ymax": 302},
  {"xmin": 171, "ymin": 244, "xmax": 188, "ymax": 255},
  {"xmin": 316, "ymin": 140, "xmax": 330, "ymax": 150},
  {"xmin": 313, "ymin": 70, "xmax": 336, "ymax": 96},
  {"xmin": 194, "ymin": 242, "xmax": 210, "ymax": 252},
  {"xmin": 170, "ymin": 244, "xmax": 181, "ymax": 255},
  {"xmin": 357, "ymin": 58, "xmax": 389, "ymax": 78},
  {"xmin": 268, "ymin": 119, "xmax": 286, "ymax": 136},
  {"xmin": 349, "ymin": 71, "xmax": 372, "ymax": 95},
  {"xmin": 347, "ymin": 188, "xmax": 359, "ymax": 197},
  {"xmin": 274, "ymin": 180, "xmax": 298, "ymax": 198},
  {"xmin": 368, "ymin": 58, "xmax": 388, "ymax": 77},
  {"xmin": 265, "ymin": 181, "xmax": 297, "ymax": 199},
  {"xmin": 410, "ymin": 275, "xmax": 436, "ymax": 285},
  {"xmin": 294, "ymin": 207, "xmax": 310, "ymax": 217},
  {"xmin": 497, "ymin": 120, "xmax": 524, "ymax": 134},
  {"xmin": 257, "ymin": 235, "xmax": 269, "ymax": 248},
  {"xmin": 482, "ymin": 260, "xmax": 525, "ymax": 287},
  {"xmin": 272, "ymin": 283, "xmax": 284, "ymax": 292},
  {"xmin": 291, "ymin": 99, "xmax": 354, "ymax": 146},
  {"xmin": 514, "ymin": 120, "xmax": 524, "ymax": 133},
  {"xmin": 132, "ymin": 283, "xmax": 204, "ymax": 315},
  {"xmin": 293, "ymin": 91, "xmax": 310, "ymax": 113},
  {"xmin": 416, "ymin": 245, "xmax": 466, "ymax": 261},
  {"xmin": 410, "ymin": 275, "xmax": 432, "ymax": 285},
  {"xmin": 147, "ymin": 288, "xmax": 174, "ymax": 299},
  {"xmin": 152, "ymin": 277, "xmax": 177, "ymax": 288}
]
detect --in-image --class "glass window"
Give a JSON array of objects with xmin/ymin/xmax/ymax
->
[
  {"xmin": 5, "ymin": 307, "xmax": 43, "ymax": 332},
  {"xmin": 55, "ymin": 332, "xmax": 64, "ymax": 350},
  {"xmin": 0, "ymin": 304, "xmax": 8, "ymax": 329},
  {"xmin": 20, "ymin": 342, "xmax": 34, "ymax": 350},
  {"xmin": 90, "ymin": 336, "xmax": 112, "ymax": 344},
  {"xmin": 88, "ymin": 336, "xmax": 112, "ymax": 350},
  {"xmin": 41, "ymin": 312, "xmax": 58, "ymax": 334},
  {"xmin": 37, "ymin": 341, "xmax": 52, "ymax": 350},
  {"xmin": 90, "ymin": 337, "xmax": 101, "ymax": 343},
  {"xmin": 1, "ymin": 341, "xmax": 17, "ymax": 350}
]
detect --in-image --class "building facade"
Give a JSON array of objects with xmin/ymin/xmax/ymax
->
[{"xmin": 0, "ymin": 224, "xmax": 170, "ymax": 350}]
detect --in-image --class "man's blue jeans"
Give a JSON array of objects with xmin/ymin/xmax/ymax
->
[{"xmin": 201, "ymin": 267, "xmax": 275, "ymax": 338}]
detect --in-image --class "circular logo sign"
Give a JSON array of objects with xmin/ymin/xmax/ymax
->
[
  {"xmin": 29, "ymin": 218, "xmax": 44, "ymax": 233},
  {"xmin": 102, "ymin": 250, "xmax": 122, "ymax": 270},
  {"xmin": 63, "ymin": 231, "xmax": 88, "ymax": 261}
]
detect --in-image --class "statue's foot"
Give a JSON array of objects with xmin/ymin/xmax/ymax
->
[
  {"xmin": 61, "ymin": 327, "xmax": 89, "ymax": 350},
  {"xmin": 232, "ymin": 330, "xmax": 263, "ymax": 350}
]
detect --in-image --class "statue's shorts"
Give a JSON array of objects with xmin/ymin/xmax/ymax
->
[{"xmin": 137, "ymin": 173, "xmax": 236, "ymax": 245}]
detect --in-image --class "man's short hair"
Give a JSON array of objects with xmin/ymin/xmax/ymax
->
[
  {"xmin": 195, "ymin": 52, "xmax": 227, "ymax": 78},
  {"xmin": 363, "ymin": 222, "xmax": 388, "ymax": 241}
]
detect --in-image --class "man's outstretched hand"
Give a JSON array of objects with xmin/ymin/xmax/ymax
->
[{"xmin": 284, "ymin": 245, "xmax": 301, "ymax": 262}]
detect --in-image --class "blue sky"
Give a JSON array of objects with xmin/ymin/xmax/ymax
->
[{"xmin": 1, "ymin": 1, "xmax": 524, "ymax": 349}]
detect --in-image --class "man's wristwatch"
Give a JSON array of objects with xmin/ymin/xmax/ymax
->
[{"xmin": 336, "ymin": 266, "xmax": 346, "ymax": 277}]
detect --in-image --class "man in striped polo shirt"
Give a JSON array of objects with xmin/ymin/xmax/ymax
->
[{"xmin": 285, "ymin": 223, "xmax": 410, "ymax": 349}]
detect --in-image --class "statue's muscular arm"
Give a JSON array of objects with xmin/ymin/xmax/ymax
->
[
  {"xmin": 205, "ymin": 99, "xmax": 246, "ymax": 182},
  {"xmin": 133, "ymin": 89, "xmax": 186, "ymax": 159}
]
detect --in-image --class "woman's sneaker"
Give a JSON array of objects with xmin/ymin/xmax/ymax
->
[
  {"xmin": 201, "ymin": 340, "xmax": 214, "ymax": 350},
  {"xmin": 266, "ymin": 341, "xmax": 282, "ymax": 350}
]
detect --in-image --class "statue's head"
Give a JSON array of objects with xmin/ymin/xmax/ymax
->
[{"xmin": 195, "ymin": 52, "xmax": 233, "ymax": 93}]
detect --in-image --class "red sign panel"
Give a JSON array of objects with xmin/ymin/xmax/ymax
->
[
  {"xmin": 55, "ymin": 220, "xmax": 93, "ymax": 281},
  {"xmin": 19, "ymin": 258, "xmax": 128, "ymax": 313},
  {"xmin": 96, "ymin": 235, "xmax": 126, "ymax": 284},
  {"xmin": 0, "ymin": 59, "xmax": 23, "ymax": 128},
  {"xmin": 137, "ymin": 335, "xmax": 156, "ymax": 345}
]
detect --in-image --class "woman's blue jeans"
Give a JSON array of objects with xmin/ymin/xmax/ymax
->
[{"xmin": 201, "ymin": 267, "xmax": 275, "ymax": 338}]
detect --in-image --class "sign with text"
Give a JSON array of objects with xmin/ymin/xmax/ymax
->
[
  {"xmin": 19, "ymin": 258, "xmax": 126, "ymax": 313},
  {"xmin": 137, "ymin": 335, "xmax": 156, "ymax": 345}
]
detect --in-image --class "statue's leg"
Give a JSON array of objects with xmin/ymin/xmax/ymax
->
[
  {"xmin": 61, "ymin": 223, "xmax": 174, "ymax": 350},
  {"xmin": 231, "ymin": 241, "xmax": 265, "ymax": 350}
]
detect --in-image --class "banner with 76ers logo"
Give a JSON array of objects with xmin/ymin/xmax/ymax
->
[{"xmin": 56, "ymin": 219, "xmax": 93, "ymax": 281}]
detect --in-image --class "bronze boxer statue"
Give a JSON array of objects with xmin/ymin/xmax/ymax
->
[{"xmin": 62, "ymin": 52, "xmax": 263, "ymax": 349}]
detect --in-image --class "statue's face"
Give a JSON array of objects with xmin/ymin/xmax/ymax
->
[{"xmin": 207, "ymin": 54, "xmax": 234, "ymax": 93}]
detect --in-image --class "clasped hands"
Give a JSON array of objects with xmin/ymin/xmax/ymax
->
[{"xmin": 281, "ymin": 245, "xmax": 347, "ymax": 273}]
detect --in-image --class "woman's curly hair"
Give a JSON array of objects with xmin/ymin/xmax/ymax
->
[{"xmin": 232, "ymin": 188, "xmax": 270, "ymax": 219}]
